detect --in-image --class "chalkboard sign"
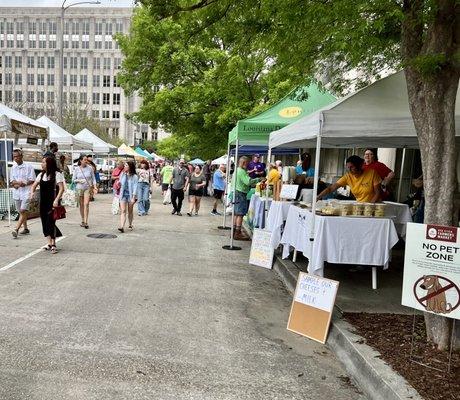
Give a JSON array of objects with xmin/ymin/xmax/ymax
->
[
  {"xmin": 287, "ymin": 272, "xmax": 339, "ymax": 344},
  {"xmin": 280, "ymin": 184, "xmax": 298, "ymax": 200},
  {"xmin": 249, "ymin": 229, "xmax": 274, "ymax": 269}
]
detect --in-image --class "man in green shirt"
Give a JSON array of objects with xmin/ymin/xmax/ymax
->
[
  {"xmin": 160, "ymin": 161, "xmax": 174, "ymax": 201},
  {"xmin": 232, "ymin": 156, "xmax": 263, "ymax": 240}
]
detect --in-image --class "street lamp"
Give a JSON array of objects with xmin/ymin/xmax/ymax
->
[{"xmin": 59, "ymin": 0, "xmax": 101, "ymax": 125}]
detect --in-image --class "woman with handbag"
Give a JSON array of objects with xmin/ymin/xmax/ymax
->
[
  {"xmin": 72, "ymin": 155, "xmax": 97, "ymax": 229},
  {"xmin": 30, "ymin": 157, "xmax": 65, "ymax": 254},
  {"xmin": 118, "ymin": 161, "xmax": 138, "ymax": 233},
  {"xmin": 137, "ymin": 160, "xmax": 152, "ymax": 216}
]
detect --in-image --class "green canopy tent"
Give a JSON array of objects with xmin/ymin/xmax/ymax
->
[{"xmin": 222, "ymin": 83, "xmax": 336, "ymax": 249}]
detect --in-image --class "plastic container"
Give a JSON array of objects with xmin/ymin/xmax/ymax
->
[
  {"xmin": 352, "ymin": 203, "xmax": 365, "ymax": 216},
  {"xmin": 374, "ymin": 203, "xmax": 386, "ymax": 217},
  {"xmin": 363, "ymin": 203, "xmax": 375, "ymax": 217},
  {"xmin": 340, "ymin": 203, "xmax": 353, "ymax": 216}
]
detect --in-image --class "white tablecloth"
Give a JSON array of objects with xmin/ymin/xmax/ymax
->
[
  {"xmin": 383, "ymin": 201, "xmax": 412, "ymax": 238},
  {"xmin": 281, "ymin": 206, "xmax": 399, "ymax": 276},
  {"xmin": 247, "ymin": 195, "xmax": 269, "ymax": 229},
  {"xmin": 266, "ymin": 201, "xmax": 293, "ymax": 248}
]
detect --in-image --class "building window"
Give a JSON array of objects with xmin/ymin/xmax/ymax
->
[
  {"xmin": 16, "ymin": 21, "xmax": 24, "ymax": 34},
  {"xmin": 5, "ymin": 56, "xmax": 12, "ymax": 68},
  {"xmin": 6, "ymin": 40, "xmax": 14, "ymax": 48},
  {"xmin": 93, "ymin": 58, "xmax": 100, "ymax": 70},
  {"xmin": 37, "ymin": 74, "xmax": 45, "ymax": 85},
  {"xmin": 94, "ymin": 40, "xmax": 102, "ymax": 49},
  {"xmin": 112, "ymin": 127, "xmax": 119, "ymax": 137},
  {"xmin": 112, "ymin": 111, "xmax": 120, "ymax": 119},
  {"xmin": 92, "ymin": 75, "xmax": 100, "ymax": 87},
  {"xmin": 0, "ymin": 73, "xmax": 2, "ymax": 84},
  {"xmin": 29, "ymin": 38, "xmax": 36, "ymax": 48},
  {"xmin": 82, "ymin": 21, "xmax": 90, "ymax": 35},
  {"xmin": 104, "ymin": 40, "xmax": 113, "ymax": 50},
  {"xmin": 37, "ymin": 91, "xmax": 44, "ymax": 103},
  {"xmin": 64, "ymin": 22, "xmax": 69, "ymax": 35},
  {"xmin": 103, "ymin": 57, "xmax": 111, "ymax": 70},
  {"xmin": 115, "ymin": 22, "xmax": 123, "ymax": 33},
  {"xmin": 49, "ymin": 22, "xmax": 57, "ymax": 35},
  {"xmin": 0, "ymin": 56, "xmax": 2, "ymax": 67},
  {"xmin": 14, "ymin": 56, "xmax": 22, "ymax": 68},
  {"xmin": 92, "ymin": 92, "xmax": 100, "ymax": 104},
  {"xmin": 102, "ymin": 110, "xmax": 110, "ymax": 119},
  {"xmin": 80, "ymin": 75, "xmax": 87, "ymax": 86},
  {"xmin": 47, "ymin": 56, "xmax": 55, "ymax": 69},
  {"xmin": 63, "ymin": 75, "xmax": 67, "ymax": 86},
  {"xmin": 72, "ymin": 40, "xmax": 79, "ymax": 49},
  {"xmin": 37, "ymin": 56, "xmax": 45, "ymax": 69},
  {"xmin": 63, "ymin": 57, "xmax": 67, "ymax": 69},
  {"xmin": 82, "ymin": 40, "xmax": 89, "ymax": 49},
  {"xmin": 114, "ymin": 57, "xmax": 121, "ymax": 69},
  {"xmin": 113, "ymin": 93, "xmax": 120, "ymax": 105},
  {"xmin": 80, "ymin": 92, "xmax": 87, "ymax": 104},
  {"xmin": 64, "ymin": 40, "xmax": 69, "ymax": 49},
  {"xmin": 39, "ymin": 22, "xmax": 46, "ymax": 35},
  {"xmin": 71, "ymin": 21, "xmax": 79, "ymax": 35},
  {"xmin": 47, "ymin": 74, "xmax": 55, "ymax": 86},
  {"xmin": 113, "ymin": 76, "xmax": 119, "ymax": 87},
  {"xmin": 5, "ymin": 73, "xmax": 12, "ymax": 85},
  {"xmin": 70, "ymin": 75, "xmax": 77, "ymax": 86},
  {"xmin": 63, "ymin": 92, "xmax": 67, "ymax": 103},
  {"xmin": 70, "ymin": 57, "xmax": 77, "ymax": 69},
  {"xmin": 106, "ymin": 22, "xmax": 113, "ymax": 35},
  {"xmin": 39, "ymin": 40, "xmax": 46, "ymax": 49},
  {"xmin": 27, "ymin": 91, "xmax": 34, "ymax": 102},
  {"xmin": 7, "ymin": 22, "xmax": 14, "ymax": 34},
  {"xmin": 14, "ymin": 91, "xmax": 22, "ymax": 103},
  {"xmin": 5, "ymin": 90, "xmax": 12, "ymax": 102},
  {"xmin": 47, "ymin": 91, "xmax": 55, "ymax": 103},
  {"xmin": 17, "ymin": 39, "xmax": 24, "ymax": 48},
  {"xmin": 27, "ymin": 56, "xmax": 34, "ymax": 68},
  {"xmin": 27, "ymin": 74, "xmax": 34, "ymax": 85},
  {"xmin": 49, "ymin": 39, "xmax": 56, "ymax": 49},
  {"xmin": 92, "ymin": 109, "xmax": 99, "ymax": 118},
  {"xmin": 70, "ymin": 92, "xmax": 77, "ymax": 103},
  {"xmin": 102, "ymin": 93, "xmax": 110, "ymax": 104},
  {"xmin": 81, "ymin": 57, "xmax": 88, "ymax": 69},
  {"xmin": 14, "ymin": 74, "xmax": 22, "ymax": 85},
  {"xmin": 28, "ymin": 22, "xmax": 36, "ymax": 34},
  {"xmin": 95, "ymin": 22, "xmax": 103, "ymax": 35},
  {"xmin": 103, "ymin": 75, "xmax": 110, "ymax": 87}
]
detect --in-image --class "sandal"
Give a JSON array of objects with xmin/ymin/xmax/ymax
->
[
  {"xmin": 80, "ymin": 222, "xmax": 86, "ymax": 227},
  {"xmin": 118, "ymin": 227, "xmax": 124, "ymax": 233},
  {"xmin": 42, "ymin": 244, "xmax": 52, "ymax": 250},
  {"xmin": 128, "ymin": 225, "xmax": 133, "ymax": 230},
  {"xmin": 84, "ymin": 223, "xmax": 89, "ymax": 229},
  {"xmin": 50, "ymin": 245, "xmax": 58, "ymax": 254}
]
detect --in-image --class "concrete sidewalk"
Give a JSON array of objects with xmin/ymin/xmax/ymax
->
[{"xmin": 0, "ymin": 189, "xmax": 365, "ymax": 400}]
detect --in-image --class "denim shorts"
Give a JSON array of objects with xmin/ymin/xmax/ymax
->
[{"xmin": 234, "ymin": 191, "xmax": 249, "ymax": 216}]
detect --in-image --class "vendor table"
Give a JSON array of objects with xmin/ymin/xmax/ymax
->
[
  {"xmin": 280, "ymin": 205, "xmax": 399, "ymax": 288},
  {"xmin": 266, "ymin": 200, "xmax": 293, "ymax": 247},
  {"xmin": 383, "ymin": 201, "xmax": 412, "ymax": 238},
  {"xmin": 247, "ymin": 195, "xmax": 270, "ymax": 229}
]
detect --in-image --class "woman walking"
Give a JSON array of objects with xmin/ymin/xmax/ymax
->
[
  {"xmin": 72, "ymin": 155, "xmax": 97, "ymax": 229},
  {"xmin": 187, "ymin": 165, "xmax": 206, "ymax": 217},
  {"xmin": 30, "ymin": 157, "xmax": 64, "ymax": 254},
  {"xmin": 118, "ymin": 161, "xmax": 138, "ymax": 233},
  {"xmin": 137, "ymin": 160, "xmax": 152, "ymax": 216}
]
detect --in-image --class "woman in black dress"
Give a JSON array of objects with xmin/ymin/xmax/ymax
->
[{"xmin": 30, "ymin": 157, "xmax": 65, "ymax": 254}]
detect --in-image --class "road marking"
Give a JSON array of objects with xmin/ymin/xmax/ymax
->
[{"xmin": 0, "ymin": 236, "xmax": 67, "ymax": 272}]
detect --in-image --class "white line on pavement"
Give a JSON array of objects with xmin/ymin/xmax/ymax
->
[{"xmin": 0, "ymin": 236, "xmax": 67, "ymax": 272}]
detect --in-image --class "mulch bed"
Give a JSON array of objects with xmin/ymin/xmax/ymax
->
[{"xmin": 344, "ymin": 313, "xmax": 459, "ymax": 400}]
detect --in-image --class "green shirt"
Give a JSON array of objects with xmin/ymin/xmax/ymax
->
[
  {"xmin": 233, "ymin": 167, "xmax": 259, "ymax": 194},
  {"xmin": 160, "ymin": 165, "xmax": 174, "ymax": 184}
]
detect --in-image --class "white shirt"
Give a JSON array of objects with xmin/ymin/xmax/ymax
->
[
  {"xmin": 11, "ymin": 162, "xmax": 36, "ymax": 201},
  {"xmin": 35, "ymin": 171, "xmax": 65, "ymax": 184}
]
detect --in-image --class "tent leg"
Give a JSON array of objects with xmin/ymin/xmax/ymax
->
[
  {"xmin": 223, "ymin": 139, "xmax": 241, "ymax": 251},
  {"xmin": 4, "ymin": 132, "xmax": 11, "ymax": 227},
  {"xmin": 264, "ymin": 147, "xmax": 272, "ymax": 225},
  {"xmin": 397, "ymin": 148, "xmax": 406, "ymax": 202},
  {"xmin": 372, "ymin": 267, "xmax": 377, "ymax": 290},
  {"xmin": 310, "ymin": 121, "xmax": 322, "ymax": 240},
  {"xmin": 218, "ymin": 142, "xmax": 231, "ymax": 230}
]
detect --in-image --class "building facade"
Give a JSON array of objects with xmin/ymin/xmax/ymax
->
[{"xmin": 0, "ymin": 7, "xmax": 168, "ymax": 145}]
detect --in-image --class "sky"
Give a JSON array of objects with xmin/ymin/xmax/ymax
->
[{"xmin": 1, "ymin": 0, "xmax": 134, "ymax": 6}]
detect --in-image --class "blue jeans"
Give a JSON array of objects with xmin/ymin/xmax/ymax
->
[{"xmin": 137, "ymin": 182, "xmax": 150, "ymax": 215}]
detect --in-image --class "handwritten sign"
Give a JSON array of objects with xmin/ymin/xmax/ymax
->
[
  {"xmin": 280, "ymin": 184, "xmax": 298, "ymax": 200},
  {"xmin": 402, "ymin": 223, "xmax": 460, "ymax": 320},
  {"xmin": 288, "ymin": 272, "xmax": 339, "ymax": 344},
  {"xmin": 249, "ymin": 229, "xmax": 274, "ymax": 269}
]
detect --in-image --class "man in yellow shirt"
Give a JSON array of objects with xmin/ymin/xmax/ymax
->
[{"xmin": 317, "ymin": 155, "xmax": 381, "ymax": 203}]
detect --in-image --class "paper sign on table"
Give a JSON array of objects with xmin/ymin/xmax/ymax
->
[
  {"xmin": 280, "ymin": 184, "xmax": 299, "ymax": 200},
  {"xmin": 249, "ymin": 229, "xmax": 274, "ymax": 269},
  {"xmin": 287, "ymin": 272, "xmax": 339, "ymax": 344},
  {"xmin": 402, "ymin": 223, "xmax": 460, "ymax": 320}
]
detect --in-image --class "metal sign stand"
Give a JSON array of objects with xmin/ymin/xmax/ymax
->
[{"xmin": 409, "ymin": 312, "xmax": 456, "ymax": 374}]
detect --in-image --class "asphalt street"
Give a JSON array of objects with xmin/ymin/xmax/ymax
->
[{"xmin": 0, "ymin": 189, "xmax": 366, "ymax": 400}]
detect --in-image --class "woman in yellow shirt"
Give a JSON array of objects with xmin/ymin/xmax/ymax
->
[
  {"xmin": 267, "ymin": 163, "xmax": 282, "ymax": 200},
  {"xmin": 317, "ymin": 155, "xmax": 381, "ymax": 203}
]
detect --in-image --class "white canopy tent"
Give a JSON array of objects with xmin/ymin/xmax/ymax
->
[
  {"xmin": 36, "ymin": 116, "xmax": 93, "ymax": 152},
  {"xmin": 212, "ymin": 154, "xmax": 233, "ymax": 166},
  {"xmin": 75, "ymin": 128, "xmax": 116, "ymax": 154},
  {"xmin": 0, "ymin": 103, "xmax": 49, "ymax": 225},
  {"xmin": 268, "ymin": 70, "xmax": 460, "ymax": 245}
]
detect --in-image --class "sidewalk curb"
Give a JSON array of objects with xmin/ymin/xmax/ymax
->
[{"xmin": 273, "ymin": 255, "xmax": 423, "ymax": 400}]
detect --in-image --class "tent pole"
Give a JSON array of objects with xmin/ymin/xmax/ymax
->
[
  {"xmin": 308, "ymin": 116, "xmax": 323, "ymax": 270},
  {"xmin": 4, "ymin": 132, "xmax": 11, "ymax": 227},
  {"xmin": 397, "ymin": 147, "xmax": 406, "ymax": 202},
  {"xmin": 264, "ymin": 147, "xmax": 272, "ymax": 224},
  {"xmin": 223, "ymin": 139, "xmax": 241, "ymax": 250},
  {"xmin": 218, "ymin": 141, "xmax": 231, "ymax": 230}
]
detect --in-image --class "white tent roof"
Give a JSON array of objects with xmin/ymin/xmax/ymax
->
[
  {"xmin": 75, "ymin": 128, "xmax": 116, "ymax": 154},
  {"xmin": 0, "ymin": 103, "xmax": 48, "ymax": 139},
  {"xmin": 36, "ymin": 116, "xmax": 93, "ymax": 151},
  {"xmin": 269, "ymin": 71, "xmax": 460, "ymax": 149},
  {"xmin": 212, "ymin": 154, "xmax": 232, "ymax": 165}
]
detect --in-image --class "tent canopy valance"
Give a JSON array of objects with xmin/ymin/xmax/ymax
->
[
  {"xmin": 75, "ymin": 128, "xmax": 116, "ymax": 154},
  {"xmin": 0, "ymin": 103, "xmax": 48, "ymax": 140},
  {"xmin": 228, "ymin": 83, "xmax": 336, "ymax": 146},
  {"xmin": 36, "ymin": 116, "xmax": 92, "ymax": 151},
  {"xmin": 269, "ymin": 71, "xmax": 460, "ymax": 150}
]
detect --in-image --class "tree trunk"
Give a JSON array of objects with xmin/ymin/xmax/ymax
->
[{"xmin": 401, "ymin": 0, "xmax": 459, "ymax": 350}]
